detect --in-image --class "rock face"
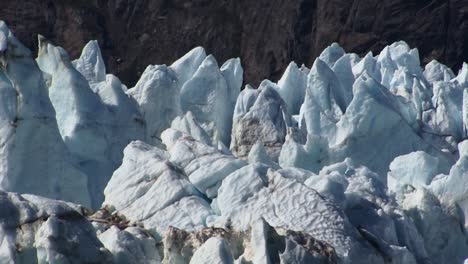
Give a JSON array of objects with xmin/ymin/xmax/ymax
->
[{"xmin": 1, "ymin": 0, "xmax": 467, "ymax": 86}]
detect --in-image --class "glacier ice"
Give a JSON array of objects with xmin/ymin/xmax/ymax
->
[
  {"xmin": 401, "ymin": 188, "xmax": 468, "ymax": 263},
  {"xmin": 0, "ymin": 191, "xmax": 112, "ymax": 263},
  {"xmin": 332, "ymin": 54, "xmax": 356, "ymax": 101},
  {"xmin": 72, "ymin": 40, "xmax": 106, "ymax": 84},
  {"xmin": 128, "ymin": 64, "xmax": 179, "ymax": 145},
  {"xmin": 352, "ymin": 52, "xmax": 381, "ymax": 82},
  {"xmin": 276, "ymin": 62, "xmax": 307, "ymax": 115},
  {"xmin": 424, "ymin": 60, "xmax": 456, "ymax": 83},
  {"xmin": 98, "ymin": 226, "xmax": 161, "ymax": 264},
  {"xmin": 319, "ymin": 43, "xmax": 346, "ymax": 68},
  {"xmin": 103, "ymin": 141, "xmax": 212, "ymax": 233},
  {"xmin": 220, "ymin": 58, "xmax": 243, "ymax": 136},
  {"xmin": 0, "ymin": 22, "xmax": 90, "ymax": 207},
  {"xmin": 247, "ymin": 141, "xmax": 280, "ymax": 169},
  {"xmin": 180, "ymin": 55, "xmax": 232, "ymax": 146},
  {"xmin": 167, "ymin": 137, "xmax": 247, "ymax": 198},
  {"xmin": 1, "ymin": 19, "xmax": 468, "ymax": 263},
  {"xmin": 166, "ymin": 111, "xmax": 213, "ymax": 146},
  {"xmin": 0, "ymin": 30, "xmax": 6, "ymax": 52},
  {"xmin": 170, "ymin": 46, "xmax": 207, "ymax": 87},
  {"xmin": 189, "ymin": 237, "xmax": 234, "ymax": 264},
  {"xmin": 36, "ymin": 37, "xmax": 144, "ymax": 208},
  {"xmin": 457, "ymin": 62, "xmax": 468, "ymax": 86},
  {"xmin": 430, "ymin": 140, "xmax": 468, "ymax": 227},
  {"xmin": 388, "ymin": 151, "xmax": 449, "ymax": 194},
  {"xmin": 230, "ymin": 80, "xmax": 290, "ymax": 160}
]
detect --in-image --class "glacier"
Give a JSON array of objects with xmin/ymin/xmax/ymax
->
[{"xmin": 0, "ymin": 20, "xmax": 468, "ymax": 263}]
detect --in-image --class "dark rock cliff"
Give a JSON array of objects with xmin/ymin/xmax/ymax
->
[{"xmin": 2, "ymin": 0, "xmax": 467, "ymax": 86}]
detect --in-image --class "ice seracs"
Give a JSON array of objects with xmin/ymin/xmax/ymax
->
[
  {"xmin": 189, "ymin": 237, "xmax": 234, "ymax": 264},
  {"xmin": 98, "ymin": 226, "xmax": 161, "ymax": 264},
  {"xmin": 400, "ymin": 188, "xmax": 468, "ymax": 264},
  {"xmin": 129, "ymin": 48, "xmax": 243, "ymax": 148},
  {"xmin": 220, "ymin": 58, "xmax": 243, "ymax": 123},
  {"xmin": 387, "ymin": 151, "xmax": 449, "ymax": 194},
  {"xmin": 430, "ymin": 140, "xmax": 468, "ymax": 226},
  {"xmin": 180, "ymin": 55, "xmax": 232, "ymax": 146},
  {"xmin": 165, "ymin": 111, "xmax": 213, "ymax": 146},
  {"xmin": 0, "ymin": 191, "xmax": 112, "ymax": 263},
  {"xmin": 276, "ymin": 62, "xmax": 307, "ymax": 115},
  {"xmin": 0, "ymin": 22, "xmax": 90, "ymax": 206},
  {"xmin": 2, "ymin": 19, "xmax": 468, "ymax": 263},
  {"xmin": 230, "ymin": 80, "xmax": 290, "ymax": 160},
  {"xmin": 37, "ymin": 37, "xmax": 144, "ymax": 208},
  {"xmin": 456, "ymin": 62, "xmax": 468, "ymax": 86},
  {"xmin": 424, "ymin": 60, "xmax": 456, "ymax": 83},
  {"xmin": 170, "ymin": 46, "xmax": 207, "ymax": 86},
  {"xmin": 333, "ymin": 73, "xmax": 444, "ymax": 176},
  {"xmin": 427, "ymin": 81, "xmax": 465, "ymax": 140},
  {"xmin": 128, "ymin": 64, "xmax": 179, "ymax": 146},
  {"xmin": 332, "ymin": 54, "xmax": 356, "ymax": 100},
  {"xmin": 103, "ymin": 140, "xmax": 212, "ymax": 234},
  {"xmin": 72, "ymin": 40, "xmax": 106, "ymax": 84},
  {"xmin": 104, "ymin": 37, "xmax": 468, "ymax": 263},
  {"xmin": 319, "ymin": 42, "xmax": 346, "ymax": 68},
  {"xmin": 300, "ymin": 58, "xmax": 348, "ymax": 138},
  {"xmin": 167, "ymin": 136, "xmax": 247, "ymax": 198},
  {"xmin": 0, "ymin": 30, "xmax": 6, "ymax": 52},
  {"xmin": 352, "ymin": 52, "xmax": 381, "ymax": 81}
]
